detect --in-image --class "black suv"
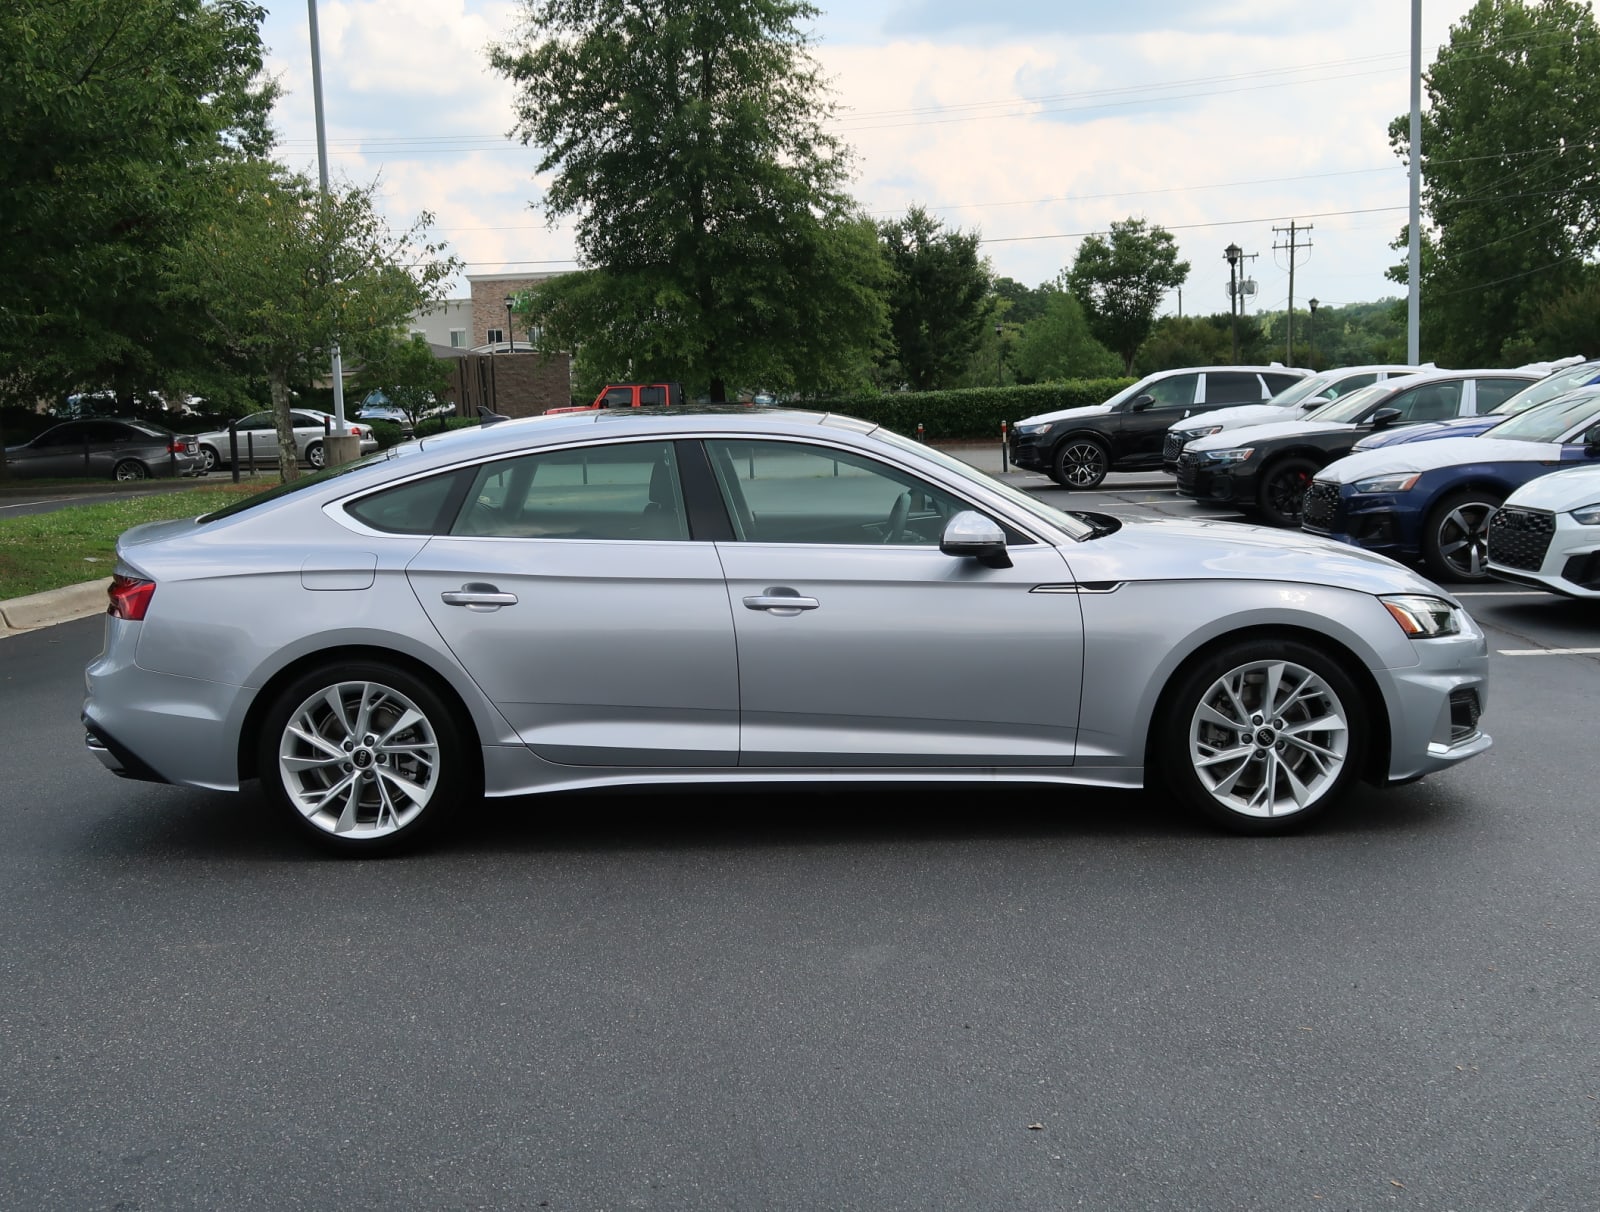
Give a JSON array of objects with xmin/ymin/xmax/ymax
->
[{"xmin": 1010, "ymin": 366, "xmax": 1310, "ymax": 488}]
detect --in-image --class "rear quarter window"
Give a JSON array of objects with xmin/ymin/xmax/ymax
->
[{"xmin": 344, "ymin": 470, "xmax": 471, "ymax": 534}]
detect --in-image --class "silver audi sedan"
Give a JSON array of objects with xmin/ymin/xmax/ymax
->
[{"xmin": 83, "ymin": 409, "xmax": 1491, "ymax": 854}]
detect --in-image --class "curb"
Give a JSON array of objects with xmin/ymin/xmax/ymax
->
[{"xmin": 0, "ymin": 578, "xmax": 110, "ymax": 639}]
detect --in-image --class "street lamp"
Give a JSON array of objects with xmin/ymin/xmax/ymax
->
[
  {"xmin": 994, "ymin": 324, "xmax": 1004, "ymax": 389},
  {"xmin": 1308, "ymin": 298, "xmax": 1320, "ymax": 369},
  {"xmin": 1224, "ymin": 244, "xmax": 1241, "ymax": 363},
  {"xmin": 504, "ymin": 296, "xmax": 515, "ymax": 353}
]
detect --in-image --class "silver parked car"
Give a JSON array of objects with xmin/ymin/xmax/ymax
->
[
  {"xmin": 192, "ymin": 408, "xmax": 377, "ymax": 472},
  {"xmin": 83, "ymin": 409, "xmax": 1491, "ymax": 853}
]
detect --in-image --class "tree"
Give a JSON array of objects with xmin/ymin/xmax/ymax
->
[
  {"xmin": 164, "ymin": 166, "xmax": 457, "ymax": 480},
  {"xmin": 488, "ymin": 0, "xmax": 888, "ymax": 401},
  {"xmin": 353, "ymin": 333, "xmax": 456, "ymax": 430},
  {"xmin": 876, "ymin": 206, "xmax": 992, "ymax": 391},
  {"xmin": 1066, "ymin": 218, "xmax": 1190, "ymax": 373},
  {"xmin": 1388, "ymin": 0, "xmax": 1600, "ymax": 364},
  {"xmin": 1008, "ymin": 285, "xmax": 1121, "ymax": 383},
  {"xmin": 0, "ymin": 0, "xmax": 278, "ymax": 405}
]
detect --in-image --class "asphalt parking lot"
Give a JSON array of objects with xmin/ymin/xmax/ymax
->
[{"xmin": 2, "ymin": 453, "xmax": 1597, "ymax": 1211}]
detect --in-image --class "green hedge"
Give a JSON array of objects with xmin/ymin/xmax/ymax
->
[{"xmin": 806, "ymin": 380, "xmax": 1135, "ymax": 441}]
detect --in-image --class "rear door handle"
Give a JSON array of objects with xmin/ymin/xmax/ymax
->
[
  {"xmin": 441, "ymin": 582, "xmax": 519, "ymax": 611},
  {"xmin": 743, "ymin": 587, "xmax": 819, "ymax": 616}
]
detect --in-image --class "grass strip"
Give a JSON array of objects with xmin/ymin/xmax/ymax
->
[{"xmin": 0, "ymin": 484, "xmax": 270, "ymax": 601}]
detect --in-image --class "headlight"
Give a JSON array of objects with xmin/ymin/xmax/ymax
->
[
  {"xmin": 1175, "ymin": 425, "xmax": 1223, "ymax": 442},
  {"xmin": 1014, "ymin": 422, "xmax": 1053, "ymax": 436},
  {"xmin": 1570, "ymin": 502, "xmax": 1600, "ymax": 525},
  {"xmin": 1352, "ymin": 472, "xmax": 1421, "ymax": 493},
  {"xmin": 1200, "ymin": 448, "xmax": 1253, "ymax": 463},
  {"xmin": 1381, "ymin": 594, "xmax": 1463, "ymax": 637}
]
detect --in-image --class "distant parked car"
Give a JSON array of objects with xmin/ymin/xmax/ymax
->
[
  {"xmin": 1162, "ymin": 364, "xmax": 1427, "ymax": 471},
  {"xmin": 1487, "ymin": 462, "xmax": 1600, "ymax": 598},
  {"xmin": 3, "ymin": 420, "xmax": 202, "ymax": 481},
  {"xmin": 356, "ymin": 404, "xmax": 414, "ymax": 435},
  {"xmin": 1175, "ymin": 368, "xmax": 1542, "ymax": 526},
  {"xmin": 1011, "ymin": 364, "xmax": 1312, "ymax": 488},
  {"xmin": 1303, "ymin": 386, "xmax": 1600, "ymax": 580},
  {"xmin": 192, "ymin": 409, "xmax": 377, "ymax": 472},
  {"xmin": 1351, "ymin": 358, "xmax": 1600, "ymax": 451}
]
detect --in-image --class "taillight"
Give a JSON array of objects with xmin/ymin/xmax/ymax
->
[
  {"xmin": 350, "ymin": 425, "xmax": 364, "ymax": 437},
  {"xmin": 108, "ymin": 575, "xmax": 155, "ymax": 621}
]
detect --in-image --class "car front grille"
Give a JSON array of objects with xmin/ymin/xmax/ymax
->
[
  {"xmin": 1449, "ymin": 688, "xmax": 1481, "ymax": 742},
  {"xmin": 1163, "ymin": 432, "xmax": 1185, "ymax": 463},
  {"xmin": 1301, "ymin": 481, "xmax": 1339, "ymax": 532},
  {"xmin": 1174, "ymin": 452, "xmax": 1200, "ymax": 490},
  {"xmin": 1487, "ymin": 506, "xmax": 1555, "ymax": 571}
]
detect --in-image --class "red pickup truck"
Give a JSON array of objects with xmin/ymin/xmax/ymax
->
[{"xmin": 544, "ymin": 382, "xmax": 684, "ymax": 415}]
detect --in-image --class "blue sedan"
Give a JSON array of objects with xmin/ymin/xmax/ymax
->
[{"xmin": 1303, "ymin": 387, "xmax": 1600, "ymax": 580}]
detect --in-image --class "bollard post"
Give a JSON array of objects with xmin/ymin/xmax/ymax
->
[
  {"xmin": 246, "ymin": 431, "xmax": 255, "ymax": 478},
  {"xmin": 916, "ymin": 422, "xmax": 925, "ymax": 443},
  {"xmin": 229, "ymin": 425, "xmax": 240, "ymax": 484},
  {"xmin": 1001, "ymin": 420, "xmax": 1009, "ymax": 472}
]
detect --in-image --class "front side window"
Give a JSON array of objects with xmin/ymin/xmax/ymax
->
[
  {"xmin": 1483, "ymin": 389, "xmax": 1600, "ymax": 443},
  {"xmin": 1142, "ymin": 374, "xmax": 1200, "ymax": 407},
  {"xmin": 703, "ymin": 439, "xmax": 977, "ymax": 545},
  {"xmin": 451, "ymin": 441, "xmax": 688, "ymax": 541},
  {"xmin": 1385, "ymin": 381, "xmax": 1462, "ymax": 422}
]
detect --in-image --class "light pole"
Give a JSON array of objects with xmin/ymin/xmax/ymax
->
[
  {"xmin": 1308, "ymin": 298, "xmax": 1320, "ymax": 370},
  {"xmin": 1224, "ymin": 244, "xmax": 1241, "ymax": 363},
  {"xmin": 994, "ymin": 324, "xmax": 1003, "ymax": 389},
  {"xmin": 504, "ymin": 297, "xmax": 515, "ymax": 353}
]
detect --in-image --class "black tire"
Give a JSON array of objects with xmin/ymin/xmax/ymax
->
[
  {"xmin": 1256, "ymin": 457, "xmax": 1319, "ymax": 527},
  {"xmin": 1154, "ymin": 638, "xmax": 1368, "ymax": 834},
  {"xmin": 199, "ymin": 444, "xmax": 221, "ymax": 472},
  {"xmin": 112, "ymin": 459, "xmax": 148, "ymax": 482},
  {"xmin": 255, "ymin": 660, "xmax": 478, "ymax": 856},
  {"xmin": 305, "ymin": 440, "xmax": 325, "ymax": 470},
  {"xmin": 1421, "ymin": 489, "xmax": 1501, "ymax": 582},
  {"xmin": 1051, "ymin": 436, "xmax": 1110, "ymax": 489}
]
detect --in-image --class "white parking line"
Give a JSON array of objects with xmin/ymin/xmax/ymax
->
[
  {"xmin": 1456, "ymin": 590, "xmax": 1546, "ymax": 597},
  {"xmin": 1497, "ymin": 647, "xmax": 1600, "ymax": 656}
]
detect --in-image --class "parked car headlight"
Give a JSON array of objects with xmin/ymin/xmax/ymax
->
[
  {"xmin": 1014, "ymin": 422, "xmax": 1053, "ymax": 436},
  {"xmin": 1380, "ymin": 593, "xmax": 1463, "ymax": 637},
  {"xmin": 1570, "ymin": 502, "xmax": 1600, "ymax": 525},
  {"xmin": 1186, "ymin": 425, "xmax": 1225, "ymax": 439},
  {"xmin": 1352, "ymin": 472, "xmax": 1421, "ymax": 493},
  {"xmin": 1200, "ymin": 448, "xmax": 1253, "ymax": 463}
]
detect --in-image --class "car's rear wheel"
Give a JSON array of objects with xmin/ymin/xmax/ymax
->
[
  {"xmin": 256, "ymin": 661, "xmax": 475, "ymax": 855},
  {"xmin": 1051, "ymin": 437, "xmax": 1110, "ymax": 489},
  {"xmin": 113, "ymin": 459, "xmax": 148, "ymax": 482},
  {"xmin": 305, "ymin": 440, "xmax": 325, "ymax": 469},
  {"xmin": 1422, "ymin": 489, "xmax": 1500, "ymax": 582},
  {"xmin": 1256, "ymin": 457, "xmax": 1318, "ymax": 527},
  {"xmin": 1156, "ymin": 639, "xmax": 1367, "ymax": 834}
]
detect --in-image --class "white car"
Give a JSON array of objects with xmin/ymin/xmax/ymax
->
[
  {"xmin": 1162, "ymin": 365, "xmax": 1428, "ymax": 470},
  {"xmin": 194, "ymin": 409, "xmax": 378, "ymax": 472},
  {"xmin": 1486, "ymin": 462, "xmax": 1600, "ymax": 598}
]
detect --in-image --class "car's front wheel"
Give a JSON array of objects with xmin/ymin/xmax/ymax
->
[
  {"xmin": 1256, "ymin": 457, "xmax": 1319, "ymax": 527},
  {"xmin": 199, "ymin": 444, "xmax": 220, "ymax": 473},
  {"xmin": 1051, "ymin": 437, "xmax": 1110, "ymax": 489},
  {"xmin": 1156, "ymin": 639, "xmax": 1367, "ymax": 834},
  {"xmin": 1422, "ymin": 489, "xmax": 1500, "ymax": 582},
  {"xmin": 256, "ymin": 661, "xmax": 477, "ymax": 855}
]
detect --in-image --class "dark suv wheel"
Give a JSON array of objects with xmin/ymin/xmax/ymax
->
[{"xmin": 1051, "ymin": 437, "xmax": 1110, "ymax": 489}]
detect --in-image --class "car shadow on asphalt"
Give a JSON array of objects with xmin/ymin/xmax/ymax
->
[{"xmin": 80, "ymin": 776, "xmax": 1470, "ymax": 863}]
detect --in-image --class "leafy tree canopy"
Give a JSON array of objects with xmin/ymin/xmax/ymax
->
[
  {"xmin": 877, "ymin": 206, "xmax": 993, "ymax": 392},
  {"xmin": 1066, "ymin": 218, "xmax": 1190, "ymax": 373},
  {"xmin": 489, "ymin": 0, "xmax": 887, "ymax": 400},
  {"xmin": 1388, "ymin": 0, "xmax": 1600, "ymax": 364},
  {"xmin": 1009, "ymin": 286, "xmax": 1121, "ymax": 384}
]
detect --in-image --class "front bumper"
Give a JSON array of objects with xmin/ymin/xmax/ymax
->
[
  {"xmin": 1008, "ymin": 431, "xmax": 1051, "ymax": 472},
  {"xmin": 1301, "ymin": 481, "xmax": 1417, "ymax": 560},
  {"xmin": 1173, "ymin": 454, "xmax": 1260, "ymax": 503},
  {"xmin": 1380, "ymin": 623, "xmax": 1492, "ymax": 784},
  {"xmin": 1487, "ymin": 505, "xmax": 1600, "ymax": 598}
]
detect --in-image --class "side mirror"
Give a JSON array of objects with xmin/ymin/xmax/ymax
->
[
  {"xmin": 1369, "ymin": 407, "xmax": 1403, "ymax": 429},
  {"xmin": 1128, "ymin": 394, "xmax": 1157, "ymax": 412},
  {"xmin": 940, "ymin": 511, "xmax": 1012, "ymax": 568}
]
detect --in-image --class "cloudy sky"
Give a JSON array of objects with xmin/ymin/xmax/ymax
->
[{"xmin": 258, "ymin": 0, "xmax": 1481, "ymax": 318}]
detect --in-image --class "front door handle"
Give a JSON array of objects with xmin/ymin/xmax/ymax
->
[
  {"xmin": 743, "ymin": 587, "xmax": 820, "ymax": 616},
  {"xmin": 441, "ymin": 582, "xmax": 519, "ymax": 611}
]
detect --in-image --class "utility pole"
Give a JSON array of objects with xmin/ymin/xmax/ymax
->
[{"xmin": 1273, "ymin": 221, "xmax": 1314, "ymax": 364}]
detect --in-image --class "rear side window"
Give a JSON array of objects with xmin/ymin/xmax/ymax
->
[
  {"xmin": 1325, "ymin": 372, "xmax": 1378, "ymax": 398},
  {"xmin": 1261, "ymin": 373, "xmax": 1305, "ymax": 395},
  {"xmin": 1472, "ymin": 378, "xmax": 1531, "ymax": 412},
  {"xmin": 344, "ymin": 470, "xmax": 470, "ymax": 534},
  {"xmin": 1204, "ymin": 372, "xmax": 1265, "ymax": 404}
]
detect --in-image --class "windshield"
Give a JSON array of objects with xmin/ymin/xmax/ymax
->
[
  {"xmin": 197, "ymin": 448, "xmax": 404, "ymax": 523},
  {"xmin": 1487, "ymin": 362, "xmax": 1600, "ymax": 415},
  {"xmin": 1480, "ymin": 388, "xmax": 1600, "ymax": 443},
  {"xmin": 1304, "ymin": 382, "xmax": 1393, "ymax": 424},
  {"xmin": 872, "ymin": 426, "xmax": 1093, "ymax": 539}
]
